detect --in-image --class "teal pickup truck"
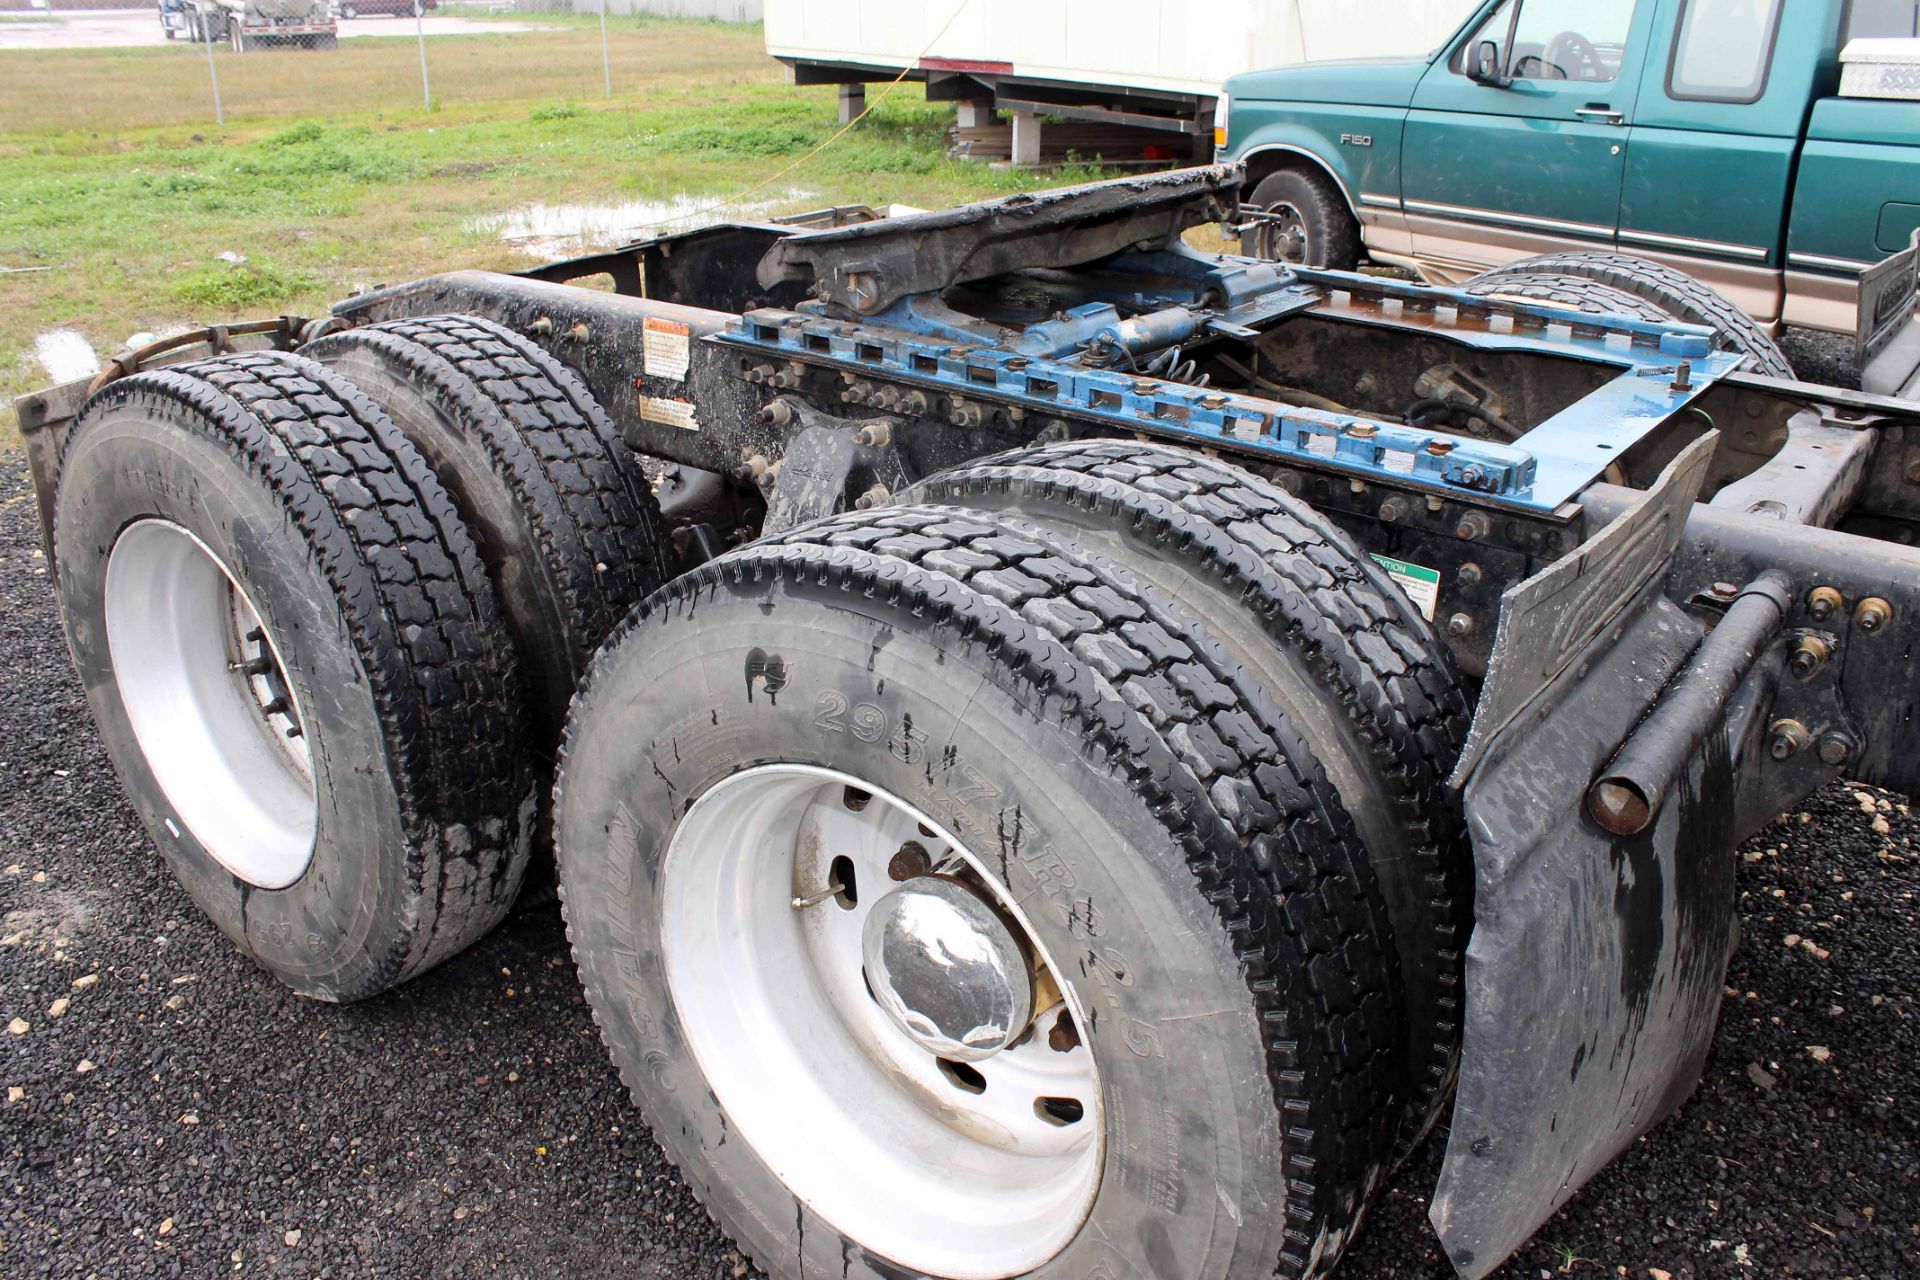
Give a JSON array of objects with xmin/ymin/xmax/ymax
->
[{"xmin": 1218, "ymin": 0, "xmax": 1920, "ymax": 366}]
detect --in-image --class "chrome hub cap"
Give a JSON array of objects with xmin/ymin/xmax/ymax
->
[
  {"xmin": 862, "ymin": 874, "xmax": 1035, "ymax": 1062},
  {"xmin": 1261, "ymin": 200, "xmax": 1311, "ymax": 264},
  {"xmin": 104, "ymin": 520, "xmax": 317, "ymax": 888},
  {"xmin": 660, "ymin": 765, "xmax": 1101, "ymax": 1279}
]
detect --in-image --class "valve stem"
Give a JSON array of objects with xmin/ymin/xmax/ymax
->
[{"xmin": 791, "ymin": 881, "xmax": 847, "ymax": 911}]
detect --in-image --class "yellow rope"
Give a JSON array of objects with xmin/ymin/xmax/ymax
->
[{"xmin": 651, "ymin": 0, "xmax": 976, "ymax": 229}]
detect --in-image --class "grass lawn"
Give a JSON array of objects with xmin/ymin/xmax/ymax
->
[{"xmin": 0, "ymin": 17, "xmax": 1108, "ymax": 443}]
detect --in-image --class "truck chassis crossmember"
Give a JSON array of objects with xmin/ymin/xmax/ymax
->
[{"xmin": 16, "ymin": 163, "xmax": 1920, "ymax": 1280}]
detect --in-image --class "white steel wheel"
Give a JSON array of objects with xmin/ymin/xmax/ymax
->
[
  {"xmin": 103, "ymin": 518, "xmax": 316, "ymax": 890},
  {"xmin": 1254, "ymin": 199, "xmax": 1311, "ymax": 264},
  {"xmin": 660, "ymin": 764, "xmax": 1103, "ymax": 1280}
]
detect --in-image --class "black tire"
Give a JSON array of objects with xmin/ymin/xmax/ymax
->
[
  {"xmin": 907, "ymin": 440, "xmax": 1474, "ymax": 1148},
  {"xmin": 1461, "ymin": 270, "xmax": 1673, "ymax": 323},
  {"xmin": 54, "ymin": 352, "xmax": 535, "ymax": 1001},
  {"xmin": 1467, "ymin": 250, "xmax": 1795, "ymax": 378},
  {"xmin": 304, "ymin": 314, "xmax": 673, "ymax": 749},
  {"xmin": 556, "ymin": 507, "xmax": 1408, "ymax": 1280},
  {"xmin": 1241, "ymin": 165, "xmax": 1362, "ymax": 271},
  {"xmin": 777, "ymin": 504, "xmax": 1408, "ymax": 1238},
  {"xmin": 340, "ymin": 3, "xmax": 356, "ymax": 17}
]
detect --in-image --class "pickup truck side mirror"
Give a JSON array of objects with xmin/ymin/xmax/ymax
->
[{"xmin": 1467, "ymin": 39, "xmax": 1512, "ymax": 88}]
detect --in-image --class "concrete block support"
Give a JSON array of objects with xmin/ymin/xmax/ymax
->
[
  {"xmin": 837, "ymin": 83, "xmax": 866, "ymax": 125},
  {"xmin": 1010, "ymin": 109, "xmax": 1042, "ymax": 166},
  {"xmin": 956, "ymin": 100, "xmax": 996, "ymax": 129}
]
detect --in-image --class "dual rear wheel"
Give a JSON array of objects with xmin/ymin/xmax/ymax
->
[
  {"xmin": 57, "ymin": 323, "xmax": 1471, "ymax": 1277},
  {"xmin": 54, "ymin": 316, "xmax": 666, "ymax": 999},
  {"xmin": 555, "ymin": 443, "xmax": 1472, "ymax": 1279}
]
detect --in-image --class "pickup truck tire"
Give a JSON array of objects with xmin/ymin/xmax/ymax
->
[
  {"xmin": 53, "ymin": 352, "xmax": 534, "ymax": 1001},
  {"xmin": 556, "ymin": 510, "xmax": 1404, "ymax": 1280},
  {"xmin": 909, "ymin": 440, "xmax": 1473, "ymax": 1150},
  {"xmin": 1468, "ymin": 251, "xmax": 1796, "ymax": 378},
  {"xmin": 1462, "ymin": 271, "xmax": 1673, "ymax": 323},
  {"xmin": 1242, "ymin": 166, "xmax": 1362, "ymax": 271},
  {"xmin": 304, "ymin": 314, "xmax": 672, "ymax": 749}
]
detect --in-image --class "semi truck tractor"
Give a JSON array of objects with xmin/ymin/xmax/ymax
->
[
  {"xmin": 14, "ymin": 163, "xmax": 1920, "ymax": 1278},
  {"xmin": 161, "ymin": 0, "xmax": 338, "ymax": 51}
]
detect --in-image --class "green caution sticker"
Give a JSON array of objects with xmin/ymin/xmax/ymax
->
[{"xmin": 1371, "ymin": 554, "xmax": 1441, "ymax": 622}]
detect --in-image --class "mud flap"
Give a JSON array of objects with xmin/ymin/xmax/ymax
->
[{"xmin": 1430, "ymin": 435, "xmax": 1783, "ymax": 1277}]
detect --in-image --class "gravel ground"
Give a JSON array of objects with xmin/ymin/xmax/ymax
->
[{"xmin": 2, "ymin": 331, "xmax": 1915, "ymax": 1278}]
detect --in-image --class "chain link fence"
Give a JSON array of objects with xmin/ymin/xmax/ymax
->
[{"xmin": 0, "ymin": 0, "xmax": 765, "ymax": 130}]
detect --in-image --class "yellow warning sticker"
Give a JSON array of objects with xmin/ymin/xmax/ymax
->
[{"xmin": 638, "ymin": 396, "xmax": 699, "ymax": 431}]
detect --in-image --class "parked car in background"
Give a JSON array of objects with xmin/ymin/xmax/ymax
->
[
  {"xmin": 334, "ymin": 0, "xmax": 434, "ymax": 18},
  {"xmin": 1217, "ymin": 0, "xmax": 1920, "ymax": 344}
]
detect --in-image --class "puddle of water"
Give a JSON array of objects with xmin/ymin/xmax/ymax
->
[
  {"xmin": 35, "ymin": 328, "xmax": 99, "ymax": 383},
  {"xmin": 475, "ymin": 190, "xmax": 816, "ymax": 259}
]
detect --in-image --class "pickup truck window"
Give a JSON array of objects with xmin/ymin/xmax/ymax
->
[
  {"xmin": 1453, "ymin": 0, "xmax": 1637, "ymax": 84},
  {"xmin": 1668, "ymin": 0, "xmax": 1784, "ymax": 103},
  {"xmin": 1847, "ymin": 0, "xmax": 1920, "ymax": 39}
]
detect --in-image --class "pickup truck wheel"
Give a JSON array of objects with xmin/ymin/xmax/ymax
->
[
  {"xmin": 1242, "ymin": 167, "xmax": 1361, "ymax": 270},
  {"xmin": 1468, "ymin": 251, "xmax": 1795, "ymax": 378},
  {"xmin": 53, "ymin": 353, "xmax": 534, "ymax": 1000},
  {"xmin": 909, "ymin": 440, "xmax": 1474, "ymax": 1151},
  {"xmin": 340, "ymin": 2, "xmax": 356, "ymax": 16},
  {"xmin": 304, "ymin": 314, "xmax": 672, "ymax": 748},
  {"xmin": 556, "ymin": 512, "xmax": 1403, "ymax": 1280},
  {"xmin": 1463, "ymin": 271, "xmax": 1673, "ymax": 324}
]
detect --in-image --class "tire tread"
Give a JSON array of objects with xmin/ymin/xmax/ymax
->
[
  {"xmin": 1468, "ymin": 250, "xmax": 1795, "ymax": 378},
  {"xmin": 910, "ymin": 440, "xmax": 1474, "ymax": 1140},
  {"xmin": 305, "ymin": 313, "xmax": 672, "ymax": 733},
  {"xmin": 557, "ymin": 512, "xmax": 1399, "ymax": 1279},
  {"xmin": 68, "ymin": 351, "xmax": 534, "ymax": 993}
]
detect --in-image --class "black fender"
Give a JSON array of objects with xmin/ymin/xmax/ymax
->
[{"xmin": 1430, "ymin": 435, "xmax": 1792, "ymax": 1275}]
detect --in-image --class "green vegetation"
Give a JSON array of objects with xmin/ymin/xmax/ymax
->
[
  {"xmin": 0, "ymin": 18, "xmax": 1105, "ymax": 443},
  {"xmin": 172, "ymin": 261, "xmax": 324, "ymax": 308}
]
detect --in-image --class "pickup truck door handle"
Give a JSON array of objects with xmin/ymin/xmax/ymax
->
[{"xmin": 1575, "ymin": 106, "xmax": 1626, "ymax": 125}]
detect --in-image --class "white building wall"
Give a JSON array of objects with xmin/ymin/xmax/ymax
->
[{"xmin": 765, "ymin": 0, "xmax": 1480, "ymax": 97}]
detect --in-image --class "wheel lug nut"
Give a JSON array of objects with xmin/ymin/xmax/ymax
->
[{"xmin": 888, "ymin": 840, "xmax": 931, "ymax": 882}]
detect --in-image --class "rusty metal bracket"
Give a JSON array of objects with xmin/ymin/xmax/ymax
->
[{"xmin": 85, "ymin": 316, "xmax": 306, "ymax": 397}]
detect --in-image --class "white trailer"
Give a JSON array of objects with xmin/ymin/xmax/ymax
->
[{"xmin": 765, "ymin": 0, "xmax": 1480, "ymax": 161}]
